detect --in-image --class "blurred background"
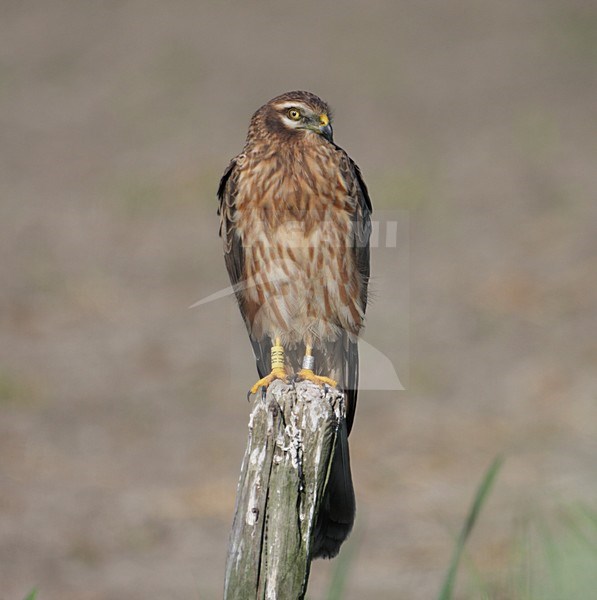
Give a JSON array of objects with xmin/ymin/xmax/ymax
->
[{"xmin": 1, "ymin": 1, "xmax": 596, "ymax": 598}]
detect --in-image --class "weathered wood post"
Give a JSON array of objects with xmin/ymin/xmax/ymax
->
[{"xmin": 224, "ymin": 379, "xmax": 345, "ymax": 600}]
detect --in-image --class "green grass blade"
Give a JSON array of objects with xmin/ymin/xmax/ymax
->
[
  {"xmin": 23, "ymin": 590, "xmax": 37, "ymax": 600},
  {"xmin": 438, "ymin": 455, "xmax": 504, "ymax": 600}
]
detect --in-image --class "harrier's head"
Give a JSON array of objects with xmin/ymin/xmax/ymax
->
[{"xmin": 248, "ymin": 91, "xmax": 333, "ymax": 144}]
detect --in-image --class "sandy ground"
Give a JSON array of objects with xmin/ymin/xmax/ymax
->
[{"xmin": 1, "ymin": 1, "xmax": 596, "ymax": 598}]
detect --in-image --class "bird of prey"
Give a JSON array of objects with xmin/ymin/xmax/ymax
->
[{"xmin": 218, "ymin": 91, "xmax": 371, "ymax": 559}]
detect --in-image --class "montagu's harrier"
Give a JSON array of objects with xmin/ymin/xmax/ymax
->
[{"xmin": 218, "ymin": 91, "xmax": 372, "ymax": 558}]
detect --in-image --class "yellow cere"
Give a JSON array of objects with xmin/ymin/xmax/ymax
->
[{"xmin": 319, "ymin": 113, "xmax": 329, "ymax": 126}]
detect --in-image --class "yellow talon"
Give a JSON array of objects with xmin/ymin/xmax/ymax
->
[
  {"xmin": 250, "ymin": 367, "xmax": 288, "ymax": 395},
  {"xmin": 249, "ymin": 337, "xmax": 288, "ymax": 395},
  {"xmin": 296, "ymin": 369, "xmax": 337, "ymax": 388}
]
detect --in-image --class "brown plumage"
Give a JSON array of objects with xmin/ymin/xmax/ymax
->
[{"xmin": 218, "ymin": 91, "xmax": 372, "ymax": 558}]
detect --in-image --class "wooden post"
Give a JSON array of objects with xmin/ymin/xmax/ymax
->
[{"xmin": 224, "ymin": 379, "xmax": 345, "ymax": 600}]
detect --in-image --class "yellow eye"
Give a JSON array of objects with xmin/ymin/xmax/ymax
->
[{"xmin": 287, "ymin": 108, "xmax": 301, "ymax": 121}]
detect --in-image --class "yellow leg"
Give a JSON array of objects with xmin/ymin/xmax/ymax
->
[
  {"xmin": 250, "ymin": 337, "xmax": 288, "ymax": 394},
  {"xmin": 297, "ymin": 344, "xmax": 337, "ymax": 387}
]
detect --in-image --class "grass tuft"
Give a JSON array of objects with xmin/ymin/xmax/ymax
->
[{"xmin": 23, "ymin": 589, "xmax": 37, "ymax": 600}]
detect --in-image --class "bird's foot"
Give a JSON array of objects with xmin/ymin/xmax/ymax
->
[
  {"xmin": 249, "ymin": 367, "xmax": 288, "ymax": 395},
  {"xmin": 296, "ymin": 369, "xmax": 337, "ymax": 388}
]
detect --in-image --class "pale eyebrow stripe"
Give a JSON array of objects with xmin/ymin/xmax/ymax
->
[{"xmin": 273, "ymin": 101, "xmax": 311, "ymax": 112}]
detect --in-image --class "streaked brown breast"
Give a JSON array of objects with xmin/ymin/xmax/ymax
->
[{"xmin": 235, "ymin": 138, "xmax": 365, "ymax": 345}]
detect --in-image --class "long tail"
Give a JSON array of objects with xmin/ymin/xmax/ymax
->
[
  {"xmin": 311, "ymin": 420, "xmax": 355, "ymax": 559},
  {"xmin": 310, "ymin": 333, "xmax": 358, "ymax": 558}
]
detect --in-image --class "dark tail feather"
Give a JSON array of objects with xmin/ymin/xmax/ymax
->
[{"xmin": 311, "ymin": 421, "xmax": 355, "ymax": 559}]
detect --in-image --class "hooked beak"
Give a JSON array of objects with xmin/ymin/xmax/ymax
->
[
  {"xmin": 303, "ymin": 113, "xmax": 334, "ymax": 142},
  {"xmin": 318, "ymin": 113, "xmax": 333, "ymax": 142}
]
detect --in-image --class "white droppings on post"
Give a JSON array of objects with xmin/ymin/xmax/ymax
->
[
  {"xmin": 284, "ymin": 401, "xmax": 303, "ymax": 471},
  {"xmin": 249, "ymin": 445, "xmax": 265, "ymax": 467}
]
